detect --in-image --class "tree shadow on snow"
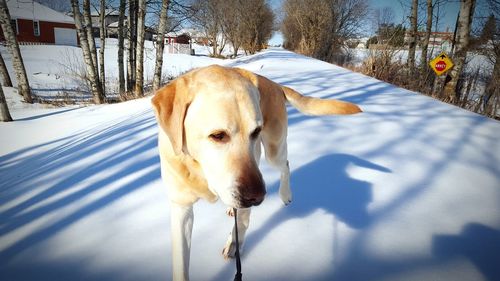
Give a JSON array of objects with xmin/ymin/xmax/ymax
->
[
  {"xmin": 16, "ymin": 107, "xmax": 85, "ymax": 121},
  {"xmin": 0, "ymin": 110, "xmax": 161, "ymax": 280},
  {"xmin": 433, "ymin": 223, "xmax": 500, "ymax": 281},
  {"xmin": 205, "ymin": 51, "xmax": 500, "ymax": 281},
  {"xmin": 209, "ymin": 153, "xmax": 391, "ymax": 281}
]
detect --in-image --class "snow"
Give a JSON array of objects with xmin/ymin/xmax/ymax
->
[
  {"xmin": 1, "ymin": 47, "xmax": 500, "ymax": 281},
  {"xmin": 0, "ymin": 40, "xmax": 222, "ymax": 103}
]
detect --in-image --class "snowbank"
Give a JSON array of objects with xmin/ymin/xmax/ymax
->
[{"xmin": 0, "ymin": 40, "xmax": 222, "ymax": 104}]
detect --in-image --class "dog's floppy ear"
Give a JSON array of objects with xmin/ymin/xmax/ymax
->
[{"xmin": 151, "ymin": 77, "xmax": 193, "ymax": 155}]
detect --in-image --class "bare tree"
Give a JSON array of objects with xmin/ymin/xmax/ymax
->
[
  {"xmin": 282, "ymin": 0, "xmax": 331, "ymax": 56},
  {"xmin": 407, "ymin": 0, "xmax": 418, "ymax": 71},
  {"xmin": 192, "ymin": 0, "xmax": 224, "ymax": 57},
  {"xmin": 430, "ymin": 0, "xmax": 449, "ymax": 97},
  {"xmin": 153, "ymin": 0, "xmax": 171, "ymax": 92},
  {"xmin": 372, "ymin": 6, "xmax": 395, "ymax": 41},
  {"xmin": 127, "ymin": 0, "xmax": 137, "ymax": 92},
  {"xmin": 83, "ymin": 0, "xmax": 99, "ymax": 79},
  {"xmin": 282, "ymin": 0, "xmax": 368, "ymax": 64},
  {"xmin": 420, "ymin": 0, "xmax": 433, "ymax": 68},
  {"xmin": 98, "ymin": 0, "xmax": 106, "ymax": 96},
  {"xmin": 117, "ymin": 0, "xmax": 126, "ymax": 98},
  {"xmin": 134, "ymin": 0, "xmax": 146, "ymax": 97},
  {"xmin": 478, "ymin": 1, "xmax": 499, "ymax": 116},
  {"xmin": 0, "ymin": 0, "xmax": 32, "ymax": 103},
  {"xmin": 443, "ymin": 0, "xmax": 476, "ymax": 102},
  {"xmin": 482, "ymin": 43, "xmax": 499, "ymax": 118},
  {"xmin": 221, "ymin": 1, "xmax": 243, "ymax": 57},
  {"xmin": 71, "ymin": 0, "xmax": 104, "ymax": 103},
  {"xmin": 0, "ymin": 50, "xmax": 12, "ymax": 122},
  {"xmin": 0, "ymin": 80, "xmax": 12, "ymax": 121},
  {"xmin": 195, "ymin": 0, "xmax": 273, "ymax": 57},
  {"xmin": 240, "ymin": 0, "xmax": 274, "ymax": 54},
  {"xmin": 0, "ymin": 50, "xmax": 12, "ymax": 87}
]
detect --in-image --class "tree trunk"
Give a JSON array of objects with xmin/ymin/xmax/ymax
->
[
  {"xmin": 134, "ymin": 0, "xmax": 146, "ymax": 97},
  {"xmin": 443, "ymin": 0, "xmax": 476, "ymax": 102},
  {"xmin": 127, "ymin": 0, "xmax": 137, "ymax": 92},
  {"xmin": 217, "ymin": 36, "xmax": 226, "ymax": 56},
  {"xmin": 152, "ymin": 0, "xmax": 170, "ymax": 92},
  {"xmin": 0, "ymin": 49, "xmax": 12, "ymax": 87},
  {"xmin": 118, "ymin": 0, "xmax": 126, "ymax": 99},
  {"xmin": 233, "ymin": 45, "xmax": 239, "ymax": 58},
  {"xmin": 482, "ymin": 52, "xmax": 500, "ymax": 116},
  {"xmin": 98, "ymin": 0, "xmax": 106, "ymax": 96},
  {"xmin": 0, "ymin": 81, "xmax": 12, "ymax": 121},
  {"xmin": 71, "ymin": 0, "xmax": 104, "ymax": 104},
  {"xmin": 211, "ymin": 31, "xmax": 218, "ymax": 56},
  {"xmin": 421, "ymin": 0, "xmax": 433, "ymax": 68},
  {"xmin": 0, "ymin": 0, "xmax": 32, "ymax": 103},
  {"xmin": 83, "ymin": 0, "xmax": 99, "ymax": 78},
  {"xmin": 407, "ymin": 0, "xmax": 418, "ymax": 72}
]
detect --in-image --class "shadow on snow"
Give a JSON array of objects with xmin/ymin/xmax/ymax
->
[{"xmin": 0, "ymin": 110, "xmax": 161, "ymax": 280}]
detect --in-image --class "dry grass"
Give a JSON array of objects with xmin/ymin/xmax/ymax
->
[{"xmin": 347, "ymin": 48, "xmax": 498, "ymax": 120}]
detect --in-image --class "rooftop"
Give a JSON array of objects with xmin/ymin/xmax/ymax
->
[{"xmin": 7, "ymin": 0, "xmax": 74, "ymax": 24}]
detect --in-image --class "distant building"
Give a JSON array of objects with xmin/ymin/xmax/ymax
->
[
  {"xmin": 0, "ymin": 0, "xmax": 77, "ymax": 46},
  {"xmin": 404, "ymin": 29, "xmax": 454, "ymax": 52},
  {"xmin": 90, "ymin": 8, "xmax": 119, "ymax": 28},
  {"xmin": 106, "ymin": 20, "xmax": 123, "ymax": 38},
  {"xmin": 164, "ymin": 32, "xmax": 191, "ymax": 45},
  {"xmin": 104, "ymin": 20, "xmax": 154, "ymax": 41},
  {"xmin": 89, "ymin": 7, "xmax": 121, "ymax": 38},
  {"xmin": 346, "ymin": 37, "xmax": 370, "ymax": 49},
  {"xmin": 161, "ymin": 31, "xmax": 192, "ymax": 55},
  {"xmin": 169, "ymin": 28, "xmax": 208, "ymax": 46}
]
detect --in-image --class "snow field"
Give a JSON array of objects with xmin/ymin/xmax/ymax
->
[
  {"xmin": 0, "ymin": 39, "xmax": 222, "ymax": 104},
  {"xmin": 1, "ymin": 47, "xmax": 499, "ymax": 281}
]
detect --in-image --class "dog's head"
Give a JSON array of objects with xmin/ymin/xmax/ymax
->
[{"xmin": 152, "ymin": 65, "xmax": 266, "ymax": 209}]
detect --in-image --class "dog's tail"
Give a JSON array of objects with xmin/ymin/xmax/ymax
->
[{"xmin": 282, "ymin": 86, "xmax": 362, "ymax": 116}]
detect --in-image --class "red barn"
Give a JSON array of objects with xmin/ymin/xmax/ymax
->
[
  {"xmin": 164, "ymin": 32, "xmax": 191, "ymax": 45},
  {"xmin": 0, "ymin": 0, "xmax": 77, "ymax": 46}
]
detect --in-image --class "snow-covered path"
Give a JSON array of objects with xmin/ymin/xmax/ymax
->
[{"xmin": 1, "ymin": 49, "xmax": 499, "ymax": 281}]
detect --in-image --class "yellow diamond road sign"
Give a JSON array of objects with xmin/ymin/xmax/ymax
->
[{"xmin": 429, "ymin": 52, "xmax": 454, "ymax": 76}]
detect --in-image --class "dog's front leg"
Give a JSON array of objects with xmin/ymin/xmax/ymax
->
[
  {"xmin": 222, "ymin": 208, "xmax": 251, "ymax": 259},
  {"xmin": 171, "ymin": 202, "xmax": 194, "ymax": 281}
]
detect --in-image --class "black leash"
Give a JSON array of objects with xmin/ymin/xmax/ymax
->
[{"xmin": 233, "ymin": 208, "xmax": 243, "ymax": 281}]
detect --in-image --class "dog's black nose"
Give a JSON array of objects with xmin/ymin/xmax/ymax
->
[
  {"xmin": 236, "ymin": 159, "xmax": 266, "ymax": 207},
  {"xmin": 243, "ymin": 196, "xmax": 264, "ymax": 207}
]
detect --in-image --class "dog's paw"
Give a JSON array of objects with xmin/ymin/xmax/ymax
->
[
  {"xmin": 226, "ymin": 207, "xmax": 235, "ymax": 217},
  {"xmin": 279, "ymin": 186, "xmax": 292, "ymax": 206},
  {"xmin": 222, "ymin": 240, "xmax": 236, "ymax": 260}
]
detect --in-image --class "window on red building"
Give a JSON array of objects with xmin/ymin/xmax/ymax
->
[{"xmin": 33, "ymin": 21, "xmax": 40, "ymax": 36}]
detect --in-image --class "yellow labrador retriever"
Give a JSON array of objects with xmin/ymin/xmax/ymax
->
[{"xmin": 152, "ymin": 65, "xmax": 361, "ymax": 281}]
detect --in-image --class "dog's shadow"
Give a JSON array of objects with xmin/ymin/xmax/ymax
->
[
  {"xmin": 251, "ymin": 153, "xmax": 390, "ymax": 251},
  {"xmin": 209, "ymin": 153, "xmax": 390, "ymax": 280}
]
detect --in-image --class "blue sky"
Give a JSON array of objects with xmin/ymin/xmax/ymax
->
[
  {"xmin": 370, "ymin": 0, "xmax": 460, "ymax": 32},
  {"xmin": 268, "ymin": 0, "xmax": 491, "ymax": 45}
]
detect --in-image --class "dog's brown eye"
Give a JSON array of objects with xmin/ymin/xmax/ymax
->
[
  {"xmin": 250, "ymin": 127, "xmax": 262, "ymax": 139},
  {"xmin": 209, "ymin": 131, "xmax": 229, "ymax": 143}
]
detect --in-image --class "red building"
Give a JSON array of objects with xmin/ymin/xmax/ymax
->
[
  {"xmin": 0, "ymin": 0, "xmax": 77, "ymax": 46},
  {"xmin": 164, "ymin": 33, "xmax": 191, "ymax": 45}
]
